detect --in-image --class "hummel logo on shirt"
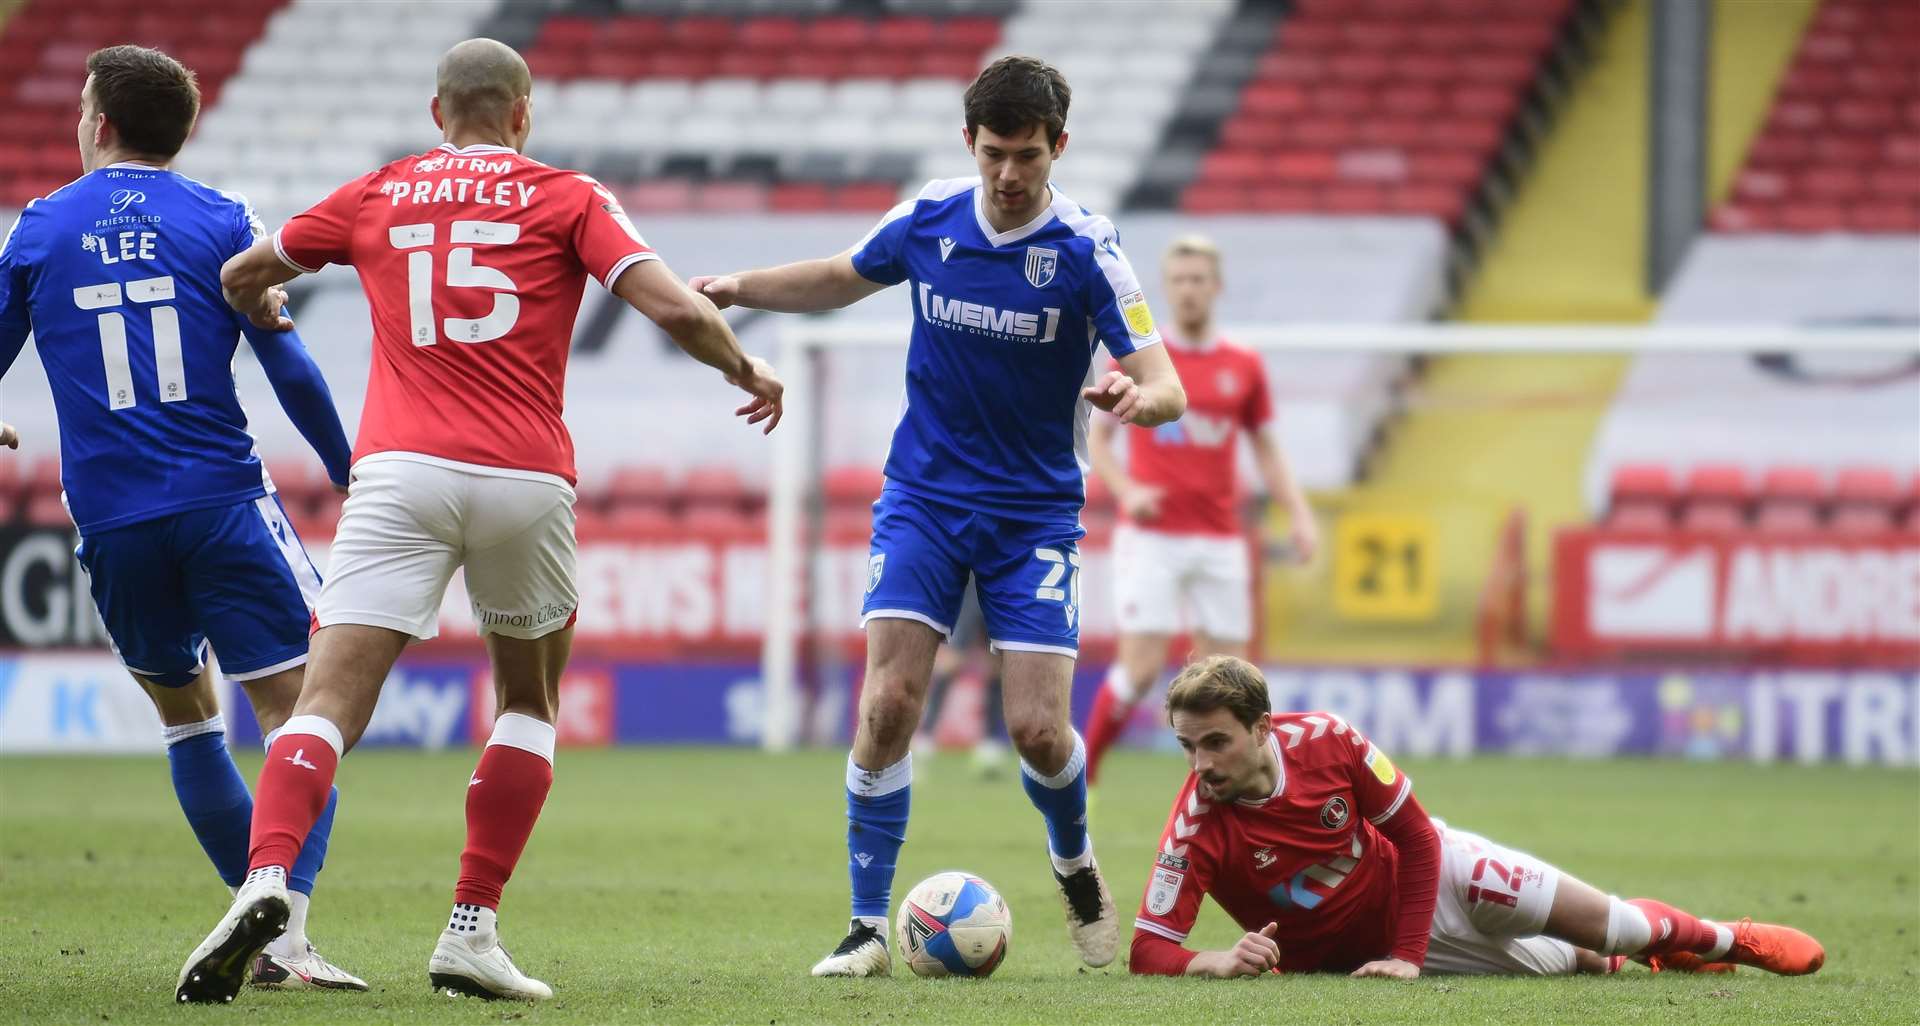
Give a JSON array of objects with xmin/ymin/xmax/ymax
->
[
  {"xmin": 469, "ymin": 776, "xmax": 484, "ymax": 788},
  {"xmin": 939, "ymin": 237, "xmax": 955, "ymax": 262},
  {"xmin": 285, "ymin": 748, "xmax": 318, "ymax": 771}
]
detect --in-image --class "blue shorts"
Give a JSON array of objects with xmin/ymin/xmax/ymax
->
[
  {"xmin": 75, "ymin": 494, "xmax": 323, "ymax": 686},
  {"xmin": 861, "ymin": 488, "xmax": 1084, "ymax": 657}
]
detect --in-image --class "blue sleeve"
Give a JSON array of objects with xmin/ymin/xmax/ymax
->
[
  {"xmin": 0, "ymin": 211, "xmax": 33, "ymax": 378},
  {"xmin": 244, "ymin": 316, "xmax": 352, "ymax": 486},
  {"xmin": 848, "ymin": 198, "xmax": 916, "ymax": 286},
  {"xmin": 1080, "ymin": 222, "xmax": 1162, "ymax": 359}
]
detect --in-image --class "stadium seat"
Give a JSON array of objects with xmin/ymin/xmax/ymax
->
[
  {"xmin": 822, "ymin": 465, "xmax": 885, "ymax": 508},
  {"xmin": 1714, "ymin": 0, "xmax": 1920, "ymax": 235},
  {"xmin": 608, "ymin": 466, "xmax": 673, "ymax": 511},
  {"xmin": 1604, "ymin": 502, "xmax": 1669, "ymax": 532},
  {"xmin": 1609, "ymin": 463, "xmax": 1675, "ymax": 505}
]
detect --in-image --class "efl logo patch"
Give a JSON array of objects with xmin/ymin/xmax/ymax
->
[
  {"xmin": 1147, "ymin": 867, "xmax": 1183, "ymax": 915},
  {"xmin": 866, "ymin": 554, "xmax": 886, "ymax": 595},
  {"xmin": 1024, "ymin": 246, "xmax": 1058, "ymax": 288},
  {"xmin": 1120, "ymin": 290, "xmax": 1155, "ymax": 338},
  {"xmin": 1366, "ymin": 746, "xmax": 1398, "ymax": 786},
  {"xmin": 1320, "ymin": 795, "xmax": 1350, "ymax": 830},
  {"xmin": 1155, "ymin": 850, "xmax": 1189, "ymax": 871}
]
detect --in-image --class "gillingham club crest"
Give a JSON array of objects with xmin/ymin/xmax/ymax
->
[
  {"xmin": 866, "ymin": 554, "xmax": 886, "ymax": 595},
  {"xmin": 1024, "ymin": 246, "xmax": 1058, "ymax": 288}
]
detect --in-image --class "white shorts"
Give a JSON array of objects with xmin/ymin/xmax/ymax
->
[
  {"xmin": 317, "ymin": 454, "xmax": 578, "ymax": 641},
  {"xmin": 1111, "ymin": 525, "xmax": 1252, "ymax": 641},
  {"xmin": 1423, "ymin": 821, "xmax": 1578, "ymax": 976}
]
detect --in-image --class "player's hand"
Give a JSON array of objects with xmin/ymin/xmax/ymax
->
[
  {"xmin": 1350, "ymin": 957, "xmax": 1420, "ymax": 980},
  {"xmin": 1198, "ymin": 922, "xmax": 1281, "ymax": 977},
  {"xmin": 1119, "ymin": 482, "xmax": 1163, "ymax": 521},
  {"xmin": 235, "ymin": 285, "xmax": 294, "ymax": 332},
  {"xmin": 1288, "ymin": 511, "xmax": 1319, "ymax": 564},
  {"xmin": 728, "ymin": 355, "xmax": 784, "ymax": 434},
  {"xmin": 690, "ymin": 274, "xmax": 740, "ymax": 310},
  {"xmin": 1081, "ymin": 370, "xmax": 1146, "ymax": 423},
  {"xmin": 0, "ymin": 421, "xmax": 18, "ymax": 449}
]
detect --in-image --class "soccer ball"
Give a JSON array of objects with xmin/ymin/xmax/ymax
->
[{"xmin": 895, "ymin": 871, "xmax": 1013, "ymax": 978}]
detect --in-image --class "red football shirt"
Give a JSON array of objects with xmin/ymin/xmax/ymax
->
[
  {"xmin": 274, "ymin": 143, "xmax": 657, "ymax": 484},
  {"xmin": 1115, "ymin": 334, "xmax": 1273, "ymax": 536},
  {"xmin": 1133, "ymin": 713, "xmax": 1420, "ymax": 973}
]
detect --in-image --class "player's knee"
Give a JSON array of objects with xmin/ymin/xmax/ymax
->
[
  {"xmin": 859, "ymin": 683, "xmax": 921, "ymax": 745},
  {"xmin": 1007, "ymin": 717, "xmax": 1061, "ymax": 759}
]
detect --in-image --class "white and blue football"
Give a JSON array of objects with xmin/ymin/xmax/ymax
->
[{"xmin": 895, "ymin": 871, "xmax": 1013, "ymax": 978}]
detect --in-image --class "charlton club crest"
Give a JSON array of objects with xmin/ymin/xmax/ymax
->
[
  {"xmin": 1024, "ymin": 246, "xmax": 1058, "ymax": 288},
  {"xmin": 1320, "ymin": 795, "xmax": 1350, "ymax": 830}
]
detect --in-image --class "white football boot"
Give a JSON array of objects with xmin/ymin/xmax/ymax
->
[
  {"xmin": 177, "ymin": 870, "xmax": 290, "ymax": 1004},
  {"xmin": 428, "ymin": 927, "xmax": 553, "ymax": 1001},
  {"xmin": 251, "ymin": 943, "xmax": 370, "ymax": 991},
  {"xmin": 809, "ymin": 919, "xmax": 892, "ymax": 977},
  {"xmin": 1053, "ymin": 856, "xmax": 1119, "ymax": 968}
]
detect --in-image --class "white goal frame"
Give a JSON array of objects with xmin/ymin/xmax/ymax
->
[{"xmin": 758, "ymin": 322, "xmax": 1919, "ymax": 750}]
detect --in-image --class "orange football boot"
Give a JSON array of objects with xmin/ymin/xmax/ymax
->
[
  {"xmin": 1640, "ymin": 950, "xmax": 1737, "ymax": 974},
  {"xmin": 1723, "ymin": 918, "xmax": 1825, "ymax": 976}
]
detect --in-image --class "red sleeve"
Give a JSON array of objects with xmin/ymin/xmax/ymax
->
[
  {"xmin": 275, "ymin": 172, "xmax": 373, "ymax": 273},
  {"xmin": 567, "ymin": 174, "xmax": 657, "ymax": 288},
  {"xmin": 1242, "ymin": 352, "xmax": 1275, "ymax": 432},
  {"xmin": 1376, "ymin": 793, "xmax": 1440, "ymax": 965},
  {"xmin": 1130, "ymin": 779, "xmax": 1220, "ymax": 973},
  {"xmin": 1129, "ymin": 928, "xmax": 1200, "ymax": 976},
  {"xmin": 1340, "ymin": 731, "xmax": 1436, "ymax": 966}
]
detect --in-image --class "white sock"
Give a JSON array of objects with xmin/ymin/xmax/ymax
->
[
  {"xmin": 266, "ymin": 891, "xmax": 311, "ymax": 958},
  {"xmin": 1049, "ymin": 838, "xmax": 1096, "ymax": 877},
  {"xmin": 244, "ymin": 865, "xmax": 286, "ymax": 890},
  {"xmin": 1599, "ymin": 895, "xmax": 1653, "ymax": 955},
  {"xmin": 1701, "ymin": 921, "xmax": 1735, "ymax": 961},
  {"xmin": 448, "ymin": 902, "xmax": 496, "ymax": 938}
]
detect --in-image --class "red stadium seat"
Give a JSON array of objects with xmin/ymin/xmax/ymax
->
[
  {"xmin": 1683, "ymin": 463, "xmax": 1749, "ymax": 503},
  {"xmin": 681, "ymin": 466, "xmax": 758, "ymax": 507},
  {"xmin": 822, "ymin": 465, "xmax": 885, "ymax": 508},
  {"xmin": 1679, "ymin": 502, "xmax": 1745, "ymax": 533},
  {"xmin": 1181, "ymin": 183, "xmax": 1251, "ymax": 214},
  {"xmin": 1610, "ymin": 463, "xmax": 1674, "ymax": 504},
  {"xmin": 608, "ymin": 466, "xmax": 672, "ymax": 510},
  {"xmin": 1830, "ymin": 506, "xmax": 1895, "ymax": 535},
  {"xmin": 1834, "ymin": 465, "xmax": 1901, "ymax": 505},
  {"xmin": 833, "ymin": 182, "xmax": 904, "ymax": 212},
  {"xmin": 1248, "ymin": 185, "xmax": 1318, "ymax": 212},
  {"xmin": 769, "ymin": 183, "xmax": 833, "ymax": 212},
  {"xmin": 1604, "ymin": 502, "xmax": 1669, "ymax": 532},
  {"xmin": 1761, "ymin": 465, "xmax": 1825, "ymax": 502},
  {"xmin": 1754, "ymin": 501, "xmax": 1820, "ymax": 535}
]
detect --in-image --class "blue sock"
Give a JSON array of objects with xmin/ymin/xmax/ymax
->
[
  {"xmin": 164, "ymin": 717, "xmax": 253, "ymax": 888},
  {"xmin": 1020, "ymin": 729, "xmax": 1090, "ymax": 864},
  {"xmin": 846, "ymin": 754, "xmax": 911, "ymax": 924},
  {"xmin": 288, "ymin": 787, "xmax": 338, "ymax": 896}
]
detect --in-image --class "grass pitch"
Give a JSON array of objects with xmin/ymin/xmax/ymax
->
[{"xmin": 1, "ymin": 747, "xmax": 1914, "ymax": 1024}]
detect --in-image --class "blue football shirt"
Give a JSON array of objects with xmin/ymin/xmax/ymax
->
[
  {"xmin": 0, "ymin": 163, "xmax": 280, "ymax": 533},
  {"xmin": 850, "ymin": 177, "xmax": 1162, "ymax": 523}
]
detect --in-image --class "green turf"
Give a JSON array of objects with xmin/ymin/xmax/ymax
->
[{"xmin": 0, "ymin": 748, "xmax": 1914, "ymax": 1024}]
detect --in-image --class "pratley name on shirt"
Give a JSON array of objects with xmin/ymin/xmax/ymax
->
[{"xmin": 380, "ymin": 176, "xmax": 536, "ymax": 209}]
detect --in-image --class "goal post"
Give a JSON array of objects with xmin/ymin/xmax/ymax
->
[{"xmin": 758, "ymin": 321, "xmax": 1919, "ymax": 750}]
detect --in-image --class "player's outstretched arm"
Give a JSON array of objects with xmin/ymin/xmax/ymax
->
[
  {"xmin": 1251, "ymin": 430, "xmax": 1318, "ymax": 563},
  {"xmin": 220, "ymin": 239, "xmax": 301, "ymax": 332},
  {"xmin": 689, "ymin": 251, "xmax": 888, "ymax": 314},
  {"xmin": 1132, "ymin": 923, "xmax": 1281, "ymax": 978},
  {"xmin": 613, "ymin": 258, "xmax": 785, "ymax": 434},
  {"xmin": 1085, "ymin": 344, "xmax": 1186, "ymax": 428},
  {"xmin": 244, "ymin": 315, "xmax": 353, "ymax": 488}
]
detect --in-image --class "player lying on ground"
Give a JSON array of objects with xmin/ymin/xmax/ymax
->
[
  {"xmin": 1081, "ymin": 235, "xmax": 1318, "ymax": 787},
  {"xmin": 1130, "ymin": 656, "xmax": 1826, "ymax": 979},
  {"xmin": 0, "ymin": 46, "xmax": 364, "ymax": 992},
  {"xmin": 176, "ymin": 38, "xmax": 784, "ymax": 1005},
  {"xmin": 691, "ymin": 56, "xmax": 1186, "ymax": 977}
]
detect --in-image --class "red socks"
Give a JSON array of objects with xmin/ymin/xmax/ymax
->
[
  {"xmin": 1629, "ymin": 898, "xmax": 1722, "ymax": 957},
  {"xmin": 455, "ymin": 714, "xmax": 556, "ymax": 909},
  {"xmin": 1083, "ymin": 676, "xmax": 1137, "ymax": 786},
  {"xmin": 249, "ymin": 716, "xmax": 345, "ymax": 872}
]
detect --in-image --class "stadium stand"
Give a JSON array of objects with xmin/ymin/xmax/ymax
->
[
  {"xmin": 1711, "ymin": 0, "xmax": 1920, "ymax": 235},
  {"xmin": 0, "ymin": 0, "xmax": 281, "ymax": 207},
  {"xmin": 1157, "ymin": 0, "xmax": 1598, "ymax": 249}
]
